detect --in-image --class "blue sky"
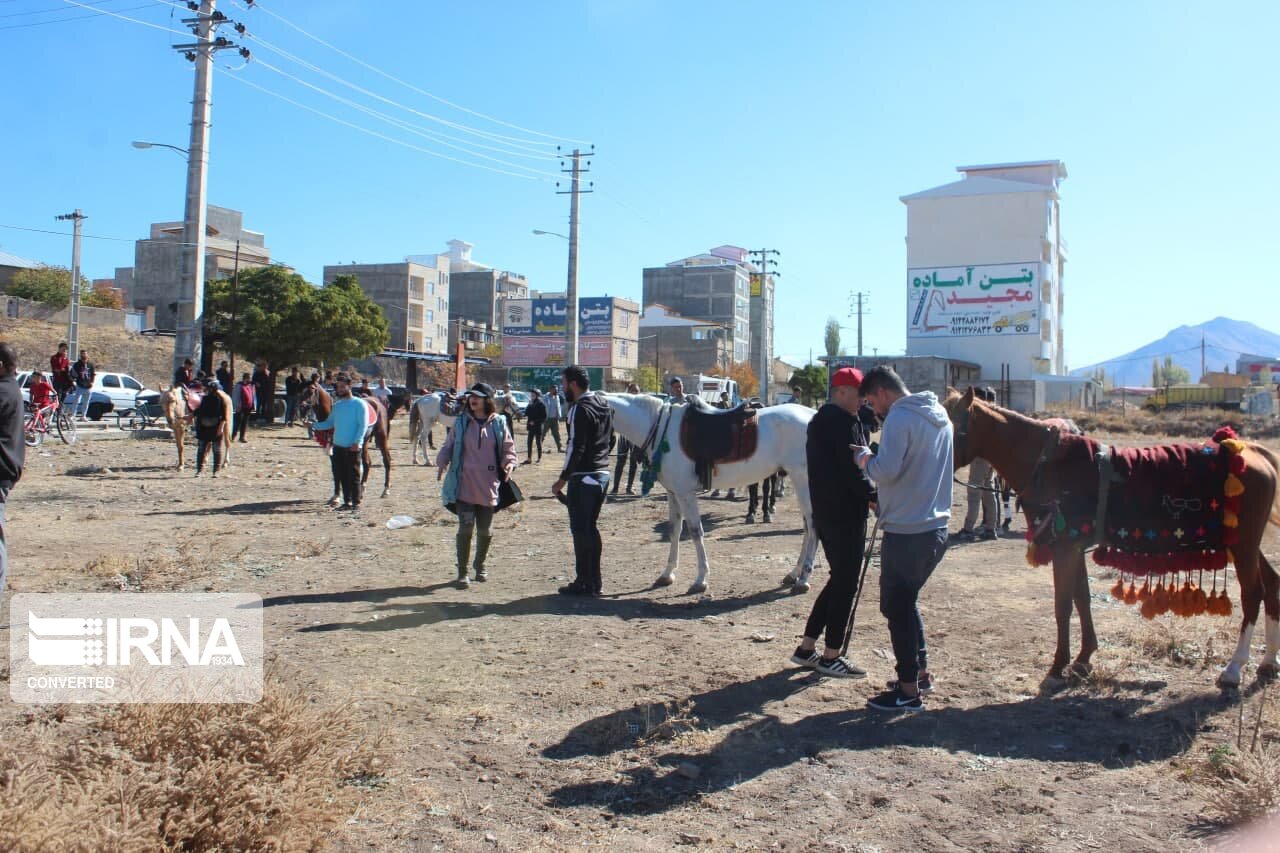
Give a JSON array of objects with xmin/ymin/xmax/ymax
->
[{"xmin": 2, "ymin": 0, "xmax": 1276, "ymax": 370}]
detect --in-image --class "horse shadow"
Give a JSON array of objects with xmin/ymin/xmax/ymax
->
[
  {"xmin": 542, "ymin": 671, "xmax": 1236, "ymax": 816},
  {"xmin": 144, "ymin": 498, "xmax": 313, "ymax": 516},
  {"xmin": 291, "ymin": 586, "xmax": 795, "ymax": 634},
  {"xmin": 716, "ymin": 527, "xmax": 805, "ymax": 541}
]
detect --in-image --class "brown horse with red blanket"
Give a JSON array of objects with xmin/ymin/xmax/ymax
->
[{"xmin": 943, "ymin": 387, "xmax": 1280, "ymax": 688}]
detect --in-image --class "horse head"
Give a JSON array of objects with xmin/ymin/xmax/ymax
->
[{"xmin": 942, "ymin": 386, "xmax": 979, "ymax": 469}]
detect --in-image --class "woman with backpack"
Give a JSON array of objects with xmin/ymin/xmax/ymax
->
[{"xmin": 436, "ymin": 382, "xmax": 516, "ymax": 588}]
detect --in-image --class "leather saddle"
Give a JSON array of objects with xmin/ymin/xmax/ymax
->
[
  {"xmin": 679, "ymin": 400, "xmax": 759, "ymax": 490},
  {"xmin": 184, "ymin": 388, "xmax": 203, "ymax": 414}
]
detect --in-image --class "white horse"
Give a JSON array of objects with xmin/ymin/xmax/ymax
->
[
  {"xmin": 604, "ymin": 393, "xmax": 821, "ymax": 594},
  {"xmin": 409, "ymin": 392, "xmax": 456, "ymax": 464}
]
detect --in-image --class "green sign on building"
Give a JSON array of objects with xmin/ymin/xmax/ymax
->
[{"xmin": 507, "ymin": 366, "xmax": 604, "ymax": 390}]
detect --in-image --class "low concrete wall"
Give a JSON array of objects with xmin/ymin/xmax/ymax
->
[{"xmin": 6, "ymin": 296, "xmax": 127, "ymax": 330}]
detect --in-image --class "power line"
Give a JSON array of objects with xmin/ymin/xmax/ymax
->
[
  {"xmin": 54, "ymin": 0, "xmax": 186, "ymax": 35},
  {"xmin": 0, "ymin": 222, "xmax": 144, "ymax": 242},
  {"xmin": 239, "ymin": 0, "xmax": 587, "ymax": 147},
  {"xmin": 1, "ymin": 0, "xmax": 132, "ymax": 19},
  {"xmin": 0, "ymin": 0, "xmax": 153, "ymax": 28},
  {"xmin": 217, "ymin": 66, "xmax": 550, "ymax": 182}
]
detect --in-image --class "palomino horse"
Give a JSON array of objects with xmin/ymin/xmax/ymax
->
[
  {"xmin": 942, "ymin": 387, "xmax": 1280, "ymax": 687},
  {"xmin": 604, "ymin": 393, "xmax": 820, "ymax": 594},
  {"xmin": 300, "ymin": 383, "xmax": 393, "ymax": 499},
  {"xmin": 159, "ymin": 385, "xmax": 232, "ymax": 470},
  {"xmin": 408, "ymin": 391, "xmax": 457, "ymax": 463}
]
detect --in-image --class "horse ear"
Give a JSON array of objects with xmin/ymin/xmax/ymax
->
[{"xmin": 962, "ymin": 386, "xmax": 976, "ymax": 405}]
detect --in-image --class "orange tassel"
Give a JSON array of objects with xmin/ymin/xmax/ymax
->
[
  {"xmin": 1153, "ymin": 582, "xmax": 1169, "ymax": 615},
  {"xmin": 1140, "ymin": 596, "xmax": 1158, "ymax": 620},
  {"xmin": 1123, "ymin": 583, "xmax": 1138, "ymax": 605},
  {"xmin": 1223, "ymin": 510, "xmax": 1238, "ymax": 529},
  {"xmin": 1224, "ymin": 475, "xmax": 1244, "ymax": 498},
  {"xmin": 1111, "ymin": 579, "xmax": 1126, "ymax": 600},
  {"xmin": 1138, "ymin": 581, "xmax": 1151, "ymax": 602},
  {"xmin": 1219, "ymin": 592, "xmax": 1233, "ymax": 617},
  {"xmin": 1193, "ymin": 586, "xmax": 1208, "ymax": 615}
]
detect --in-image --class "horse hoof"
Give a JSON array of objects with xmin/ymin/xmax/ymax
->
[
  {"xmin": 780, "ymin": 574, "xmax": 796, "ymax": 587},
  {"xmin": 1216, "ymin": 672, "xmax": 1242, "ymax": 690},
  {"xmin": 790, "ymin": 580, "xmax": 810, "ymax": 594},
  {"xmin": 653, "ymin": 575, "xmax": 674, "ymax": 588},
  {"xmin": 1256, "ymin": 663, "xmax": 1279, "ymax": 683},
  {"xmin": 687, "ymin": 583, "xmax": 708, "ymax": 595},
  {"xmin": 1038, "ymin": 674, "xmax": 1069, "ymax": 694},
  {"xmin": 1066, "ymin": 660, "xmax": 1093, "ymax": 680},
  {"xmin": 381, "ymin": 490, "xmax": 390, "ymax": 498}
]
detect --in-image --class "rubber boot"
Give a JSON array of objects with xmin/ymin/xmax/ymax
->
[
  {"xmin": 473, "ymin": 533, "xmax": 492, "ymax": 582},
  {"xmin": 455, "ymin": 531, "xmax": 472, "ymax": 587}
]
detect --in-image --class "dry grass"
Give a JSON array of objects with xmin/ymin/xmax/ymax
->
[
  {"xmin": 1059, "ymin": 407, "xmax": 1280, "ymax": 440},
  {"xmin": 0, "ymin": 673, "xmax": 388, "ymax": 852},
  {"xmin": 295, "ymin": 538, "xmax": 331, "ymax": 559},
  {"xmin": 1195, "ymin": 685, "xmax": 1280, "ymax": 827},
  {"xmin": 83, "ymin": 535, "xmax": 235, "ymax": 592},
  {"xmin": 1117, "ymin": 617, "xmax": 1235, "ymax": 670}
]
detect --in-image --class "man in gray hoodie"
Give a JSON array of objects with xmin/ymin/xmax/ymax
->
[{"xmin": 852, "ymin": 366, "xmax": 953, "ymax": 713}]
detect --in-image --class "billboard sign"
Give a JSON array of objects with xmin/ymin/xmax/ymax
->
[
  {"xmin": 502, "ymin": 335, "xmax": 613, "ymax": 366},
  {"xmin": 503, "ymin": 297, "xmax": 613, "ymax": 337},
  {"xmin": 906, "ymin": 262, "xmax": 1041, "ymax": 339},
  {"xmin": 508, "ymin": 366, "xmax": 604, "ymax": 390}
]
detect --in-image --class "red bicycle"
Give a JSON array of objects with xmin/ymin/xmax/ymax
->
[{"xmin": 23, "ymin": 399, "xmax": 77, "ymax": 447}]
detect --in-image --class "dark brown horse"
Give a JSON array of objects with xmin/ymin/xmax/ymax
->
[
  {"xmin": 942, "ymin": 387, "xmax": 1280, "ymax": 688},
  {"xmin": 300, "ymin": 383, "xmax": 394, "ymax": 500}
]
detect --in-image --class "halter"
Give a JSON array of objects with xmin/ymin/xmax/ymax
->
[{"xmin": 636, "ymin": 401, "xmax": 672, "ymax": 465}]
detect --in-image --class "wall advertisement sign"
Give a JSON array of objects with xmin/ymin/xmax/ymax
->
[
  {"xmin": 502, "ymin": 297, "xmax": 613, "ymax": 337},
  {"xmin": 502, "ymin": 335, "xmax": 612, "ymax": 366},
  {"xmin": 507, "ymin": 366, "xmax": 604, "ymax": 390},
  {"xmin": 906, "ymin": 262, "xmax": 1042, "ymax": 339}
]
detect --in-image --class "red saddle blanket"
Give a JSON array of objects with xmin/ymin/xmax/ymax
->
[{"xmin": 1030, "ymin": 433, "xmax": 1237, "ymax": 572}]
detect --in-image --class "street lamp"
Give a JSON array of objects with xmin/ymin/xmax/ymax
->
[
  {"xmin": 532, "ymin": 227, "xmax": 577, "ymax": 366},
  {"xmin": 532, "ymin": 228, "xmax": 569, "ymax": 240},
  {"xmin": 131, "ymin": 140, "xmax": 189, "ymax": 157}
]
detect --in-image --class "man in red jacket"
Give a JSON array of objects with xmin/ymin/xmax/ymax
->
[{"xmin": 49, "ymin": 342, "xmax": 71, "ymax": 401}]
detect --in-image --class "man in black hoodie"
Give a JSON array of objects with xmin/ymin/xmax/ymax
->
[
  {"xmin": 553, "ymin": 364, "xmax": 614, "ymax": 597},
  {"xmin": 789, "ymin": 367, "xmax": 878, "ymax": 678},
  {"xmin": 0, "ymin": 342, "xmax": 26, "ymax": 598}
]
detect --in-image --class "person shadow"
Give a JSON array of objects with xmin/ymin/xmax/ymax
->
[
  {"xmin": 282, "ymin": 585, "xmax": 794, "ymax": 633},
  {"xmin": 541, "ymin": 671, "xmax": 1237, "ymax": 816}
]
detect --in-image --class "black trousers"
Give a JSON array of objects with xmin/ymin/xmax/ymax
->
[
  {"xmin": 567, "ymin": 474, "xmax": 608, "ymax": 592},
  {"xmin": 879, "ymin": 529, "xmax": 947, "ymax": 683},
  {"xmin": 332, "ymin": 446, "xmax": 363, "ymax": 506},
  {"xmin": 748, "ymin": 475, "xmax": 776, "ymax": 514},
  {"xmin": 612, "ymin": 440, "xmax": 639, "ymax": 493},
  {"xmin": 195, "ymin": 429, "xmax": 223, "ymax": 473},
  {"xmin": 526, "ymin": 421, "xmax": 544, "ymax": 460},
  {"xmin": 233, "ymin": 411, "xmax": 249, "ymax": 441},
  {"xmin": 803, "ymin": 516, "xmax": 868, "ymax": 651}
]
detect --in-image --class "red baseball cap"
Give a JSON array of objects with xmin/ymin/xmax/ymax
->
[{"xmin": 831, "ymin": 367, "xmax": 863, "ymax": 388}]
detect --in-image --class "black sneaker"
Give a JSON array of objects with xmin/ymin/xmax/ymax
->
[
  {"xmin": 789, "ymin": 646, "xmax": 821, "ymax": 668},
  {"xmin": 815, "ymin": 656, "xmax": 866, "ymax": 679},
  {"xmin": 867, "ymin": 686, "xmax": 924, "ymax": 713},
  {"xmin": 558, "ymin": 582, "xmax": 596, "ymax": 597},
  {"xmin": 886, "ymin": 673, "xmax": 935, "ymax": 694}
]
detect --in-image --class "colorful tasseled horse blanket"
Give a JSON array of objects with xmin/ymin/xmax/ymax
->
[{"xmin": 1025, "ymin": 430, "xmax": 1246, "ymax": 574}]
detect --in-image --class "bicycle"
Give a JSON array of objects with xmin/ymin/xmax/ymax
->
[
  {"xmin": 23, "ymin": 400, "xmax": 77, "ymax": 447},
  {"xmin": 115, "ymin": 393, "xmax": 164, "ymax": 432}
]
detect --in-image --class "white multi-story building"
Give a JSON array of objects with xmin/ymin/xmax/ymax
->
[{"xmin": 900, "ymin": 161, "xmax": 1068, "ymax": 380}]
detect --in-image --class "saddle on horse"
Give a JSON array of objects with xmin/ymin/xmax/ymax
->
[{"xmin": 679, "ymin": 401, "xmax": 759, "ymax": 490}]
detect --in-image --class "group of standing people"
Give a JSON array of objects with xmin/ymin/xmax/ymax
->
[{"xmin": 46, "ymin": 342, "xmax": 95, "ymax": 419}]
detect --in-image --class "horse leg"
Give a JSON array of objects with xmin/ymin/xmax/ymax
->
[
  {"xmin": 683, "ymin": 492, "xmax": 711, "ymax": 594},
  {"xmin": 1068, "ymin": 547, "xmax": 1098, "ymax": 677},
  {"xmin": 1255, "ymin": 553, "xmax": 1279, "ymax": 681},
  {"xmin": 655, "ymin": 493, "xmax": 681, "ymax": 587},
  {"xmin": 379, "ymin": 436, "xmax": 392, "ymax": 498},
  {"xmin": 1220, "ymin": 547, "xmax": 1263, "ymax": 689},
  {"xmin": 784, "ymin": 470, "xmax": 817, "ymax": 592},
  {"xmin": 1044, "ymin": 554, "xmax": 1076, "ymax": 685}
]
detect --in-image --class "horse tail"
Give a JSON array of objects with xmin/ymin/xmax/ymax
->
[{"xmin": 1251, "ymin": 442, "xmax": 1280, "ymax": 528}]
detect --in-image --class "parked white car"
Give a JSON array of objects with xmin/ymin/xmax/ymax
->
[{"xmin": 17, "ymin": 370, "xmax": 159, "ymax": 420}]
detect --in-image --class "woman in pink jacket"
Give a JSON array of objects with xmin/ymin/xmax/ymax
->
[{"xmin": 437, "ymin": 382, "xmax": 516, "ymax": 587}]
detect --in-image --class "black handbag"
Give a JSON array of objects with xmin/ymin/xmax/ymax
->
[{"xmin": 494, "ymin": 419, "xmax": 523, "ymax": 511}]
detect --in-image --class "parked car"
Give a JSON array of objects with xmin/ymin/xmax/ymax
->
[
  {"xmin": 92, "ymin": 372, "xmax": 161, "ymax": 417},
  {"xmin": 16, "ymin": 370, "xmax": 114, "ymax": 419},
  {"xmin": 498, "ymin": 389, "xmax": 530, "ymax": 420}
]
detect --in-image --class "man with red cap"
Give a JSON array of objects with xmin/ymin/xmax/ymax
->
[{"xmin": 789, "ymin": 366, "xmax": 878, "ymax": 678}]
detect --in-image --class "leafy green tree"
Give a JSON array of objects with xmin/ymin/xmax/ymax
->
[
  {"xmin": 203, "ymin": 266, "xmax": 388, "ymax": 388},
  {"xmin": 630, "ymin": 364, "xmax": 661, "ymax": 392},
  {"xmin": 1162, "ymin": 355, "xmax": 1190, "ymax": 385},
  {"xmin": 5, "ymin": 266, "xmax": 90, "ymax": 308},
  {"xmin": 82, "ymin": 284, "xmax": 122, "ymax": 309},
  {"xmin": 824, "ymin": 317, "xmax": 841, "ymax": 359},
  {"xmin": 790, "ymin": 364, "xmax": 829, "ymax": 407}
]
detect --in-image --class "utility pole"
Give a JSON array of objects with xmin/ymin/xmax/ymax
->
[
  {"xmin": 557, "ymin": 146, "xmax": 593, "ymax": 367},
  {"xmin": 747, "ymin": 248, "xmax": 779, "ymax": 404},
  {"xmin": 1200, "ymin": 333, "xmax": 1206, "ymax": 381},
  {"xmin": 55, "ymin": 210, "xmax": 86, "ymax": 356},
  {"xmin": 171, "ymin": 0, "xmax": 249, "ymax": 374},
  {"xmin": 229, "ymin": 238, "xmax": 240, "ymax": 381},
  {"xmin": 849, "ymin": 291, "xmax": 870, "ymax": 357}
]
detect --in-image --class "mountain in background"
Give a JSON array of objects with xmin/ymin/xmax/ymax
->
[{"xmin": 1071, "ymin": 317, "xmax": 1280, "ymax": 387}]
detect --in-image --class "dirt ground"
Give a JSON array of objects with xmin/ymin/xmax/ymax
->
[{"xmin": 2, "ymin": 419, "xmax": 1278, "ymax": 851}]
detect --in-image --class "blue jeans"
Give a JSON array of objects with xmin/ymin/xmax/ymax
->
[
  {"xmin": 566, "ymin": 472, "xmax": 609, "ymax": 591},
  {"xmin": 68, "ymin": 386, "xmax": 92, "ymax": 417},
  {"xmin": 879, "ymin": 528, "xmax": 948, "ymax": 684}
]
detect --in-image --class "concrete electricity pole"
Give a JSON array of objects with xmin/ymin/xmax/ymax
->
[
  {"xmin": 748, "ymin": 248, "xmax": 779, "ymax": 404},
  {"xmin": 170, "ymin": 0, "xmax": 249, "ymax": 373},
  {"xmin": 849, "ymin": 291, "xmax": 870, "ymax": 357},
  {"xmin": 557, "ymin": 146, "xmax": 593, "ymax": 366},
  {"xmin": 55, "ymin": 209, "xmax": 87, "ymax": 356}
]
